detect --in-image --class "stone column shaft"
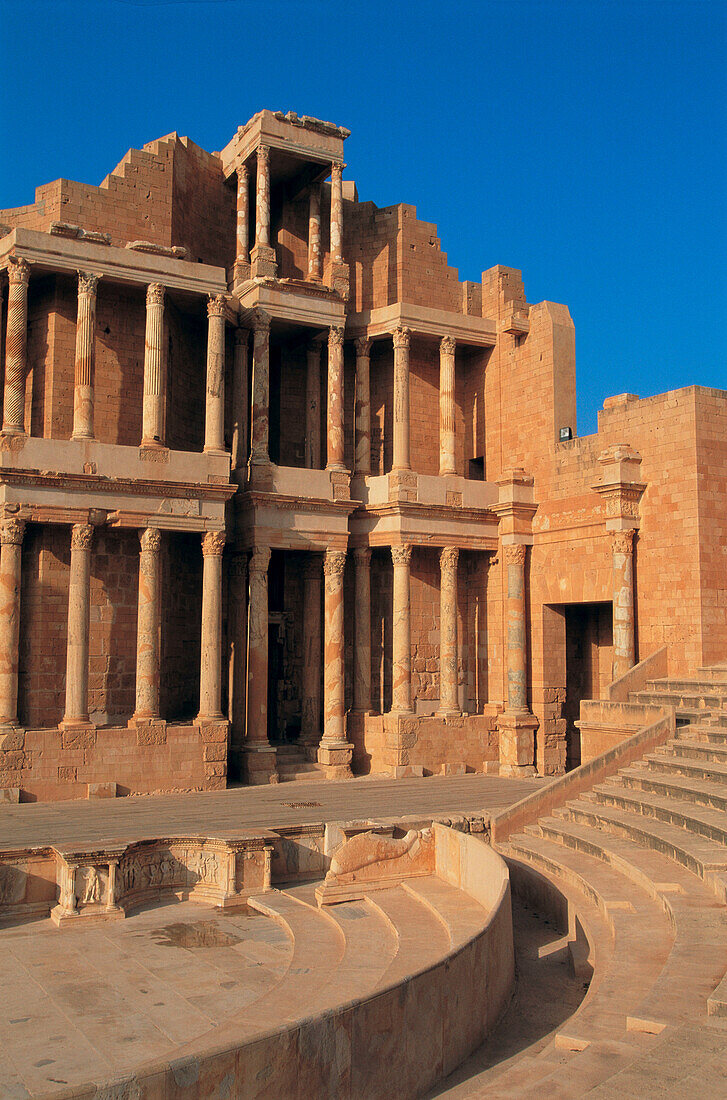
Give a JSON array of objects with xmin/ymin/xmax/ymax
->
[
  {"xmin": 392, "ymin": 327, "xmax": 411, "ymax": 472},
  {"xmin": 330, "ymin": 161, "xmax": 344, "ymax": 265},
  {"xmin": 439, "ymin": 336, "xmax": 456, "ymax": 476},
  {"xmin": 321, "ymin": 549, "xmax": 346, "ymax": 745},
  {"xmin": 438, "ymin": 546, "xmax": 460, "ymax": 715},
  {"xmin": 134, "ymin": 528, "xmax": 161, "ymax": 719},
  {"xmin": 231, "ymin": 328, "xmax": 249, "ymax": 472},
  {"xmin": 305, "ymin": 338, "xmax": 323, "ymax": 469},
  {"xmin": 612, "ymin": 529, "xmax": 636, "ymax": 680},
  {"xmin": 308, "ymin": 186, "xmax": 322, "ymax": 280},
  {"xmin": 246, "ymin": 546, "xmax": 271, "ymax": 744},
  {"xmin": 142, "ymin": 283, "xmax": 165, "ymax": 445},
  {"xmin": 353, "ymin": 548, "xmax": 371, "ymax": 711},
  {"xmin": 0, "ymin": 518, "xmax": 26, "ymax": 726},
  {"xmin": 391, "ymin": 544, "xmax": 413, "ymax": 713},
  {"xmin": 63, "ymin": 524, "xmax": 94, "ymax": 725},
  {"xmin": 2, "ymin": 258, "xmax": 30, "ymax": 434},
  {"xmin": 204, "ymin": 295, "xmax": 226, "ymax": 454},
  {"xmin": 198, "ymin": 531, "xmax": 225, "ymax": 720},
  {"xmin": 228, "ymin": 555, "xmax": 247, "ymax": 751},
  {"xmin": 249, "ymin": 312, "xmax": 270, "ymax": 466},
  {"xmin": 236, "ymin": 163, "xmax": 249, "ymax": 264},
  {"xmin": 72, "ymin": 272, "xmax": 100, "ymax": 440},
  {"xmin": 504, "ymin": 544, "xmax": 528, "ymax": 711},
  {"xmin": 326, "ymin": 325, "xmax": 345, "ymax": 470},
  {"xmin": 354, "ymin": 337, "xmax": 371, "ymax": 475},
  {"xmin": 301, "ymin": 557, "xmax": 322, "ymax": 743},
  {"xmin": 255, "ymin": 145, "xmax": 271, "ymax": 249}
]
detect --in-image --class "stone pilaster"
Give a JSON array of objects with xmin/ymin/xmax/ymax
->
[
  {"xmin": 244, "ymin": 546, "xmax": 277, "ymax": 783},
  {"xmin": 308, "ymin": 185, "xmax": 322, "ymax": 280},
  {"xmin": 612, "ymin": 529, "xmax": 636, "ymax": 680},
  {"xmin": 234, "ymin": 162, "xmax": 251, "ymax": 284},
  {"xmin": 497, "ymin": 543, "xmax": 537, "ymax": 775},
  {"xmin": 198, "ymin": 531, "xmax": 225, "ymax": 721},
  {"xmin": 318, "ymin": 548, "xmax": 352, "ymax": 777},
  {"xmin": 439, "ymin": 336, "xmax": 456, "ymax": 476},
  {"xmin": 354, "ymin": 337, "xmax": 371, "ymax": 475},
  {"xmin": 228, "ymin": 553, "xmax": 247, "ymax": 774},
  {"xmin": 300, "ymin": 556, "xmax": 322, "ymax": 751},
  {"xmin": 231, "ymin": 327, "xmax": 249, "ymax": 473},
  {"xmin": 391, "ymin": 543, "xmax": 413, "ymax": 714},
  {"xmin": 141, "ymin": 283, "xmax": 165, "ymax": 446},
  {"xmin": 353, "ymin": 547, "xmax": 371, "ymax": 712},
  {"xmin": 326, "ymin": 325, "xmax": 345, "ymax": 471},
  {"xmin": 305, "ymin": 336, "xmax": 323, "ymax": 469},
  {"xmin": 204, "ymin": 295, "xmax": 226, "ymax": 454},
  {"xmin": 62, "ymin": 523, "xmax": 94, "ymax": 728},
  {"xmin": 0, "ymin": 518, "xmax": 26, "ymax": 727},
  {"xmin": 133, "ymin": 528, "xmax": 162, "ymax": 720},
  {"xmin": 330, "ymin": 161, "xmax": 344, "ymax": 265},
  {"xmin": 392, "ymin": 327, "xmax": 411, "ymax": 472},
  {"xmin": 2, "ymin": 258, "xmax": 29, "ymax": 435},
  {"xmin": 71, "ymin": 271, "xmax": 100, "ymax": 441},
  {"xmin": 250, "ymin": 145, "xmax": 277, "ymax": 278},
  {"xmin": 249, "ymin": 309, "xmax": 271, "ymax": 471},
  {"xmin": 437, "ymin": 546, "xmax": 460, "ymax": 715}
]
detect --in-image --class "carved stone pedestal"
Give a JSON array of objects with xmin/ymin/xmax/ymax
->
[
  {"xmin": 250, "ymin": 244, "xmax": 277, "ymax": 280},
  {"xmin": 497, "ymin": 711, "xmax": 538, "ymax": 776},
  {"xmin": 317, "ymin": 741, "xmax": 353, "ymax": 780},
  {"xmin": 243, "ymin": 744, "xmax": 278, "ymax": 785}
]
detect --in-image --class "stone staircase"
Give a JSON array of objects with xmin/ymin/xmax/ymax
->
[{"xmin": 274, "ymin": 743, "xmax": 329, "ymax": 781}]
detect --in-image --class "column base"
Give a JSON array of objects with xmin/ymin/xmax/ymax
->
[
  {"xmin": 250, "ymin": 244, "xmax": 277, "ymax": 280},
  {"xmin": 435, "ymin": 707, "xmax": 461, "ymax": 718},
  {"xmin": 497, "ymin": 710, "xmax": 538, "ymax": 774},
  {"xmin": 247, "ymin": 458, "xmax": 275, "ymax": 491},
  {"xmin": 243, "ymin": 744, "xmax": 279, "ymax": 785},
  {"xmin": 327, "ymin": 261, "xmax": 350, "ymax": 299},
  {"xmin": 232, "ymin": 259, "xmax": 252, "ymax": 287},
  {"xmin": 128, "ymin": 716, "xmax": 167, "ymax": 746},
  {"xmin": 317, "ymin": 741, "xmax": 353, "ymax": 780}
]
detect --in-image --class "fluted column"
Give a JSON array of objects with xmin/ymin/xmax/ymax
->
[
  {"xmin": 392, "ymin": 327, "xmax": 411, "ymax": 472},
  {"xmin": 391, "ymin": 544, "xmax": 413, "ymax": 713},
  {"xmin": 439, "ymin": 336, "xmax": 456, "ymax": 476},
  {"xmin": 300, "ymin": 555, "xmax": 322, "ymax": 746},
  {"xmin": 71, "ymin": 272, "xmax": 100, "ymax": 440},
  {"xmin": 141, "ymin": 283, "xmax": 165, "ymax": 446},
  {"xmin": 612, "ymin": 529, "xmax": 636, "ymax": 680},
  {"xmin": 321, "ymin": 549, "xmax": 346, "ymax": 746},
  {"xmin": 308, "ymin": 186, "xmax": 322, "ymax": 280},
  {"xmin": 231, "ymin": 327, "xmax": 249, "ymax": 472},
  {"xmin": 133, "ymin": 528, "xmax": 162, "ymax": 720},
  {"xmin": 0, "ymin": 517, "xmax": 26, "ymax": 726},
  {"xmin": 63, "ymin": 523, "xmax": 94, "ymax": 726},
  {"xmin": 353, "ymin": 547, "xmax": 371, "ymax": 712},
  {"xmin": 235, "ymin": 163, "xmax": 250, "ymax": 270},
  {"xmin": 198, "ymin": 530, "xmax": 225, "ymax": 720},
  {"xmin": 204, "ymin": 294, "xmax": 226, "ymax": 454},
  {"xmin": 249, "ymin": 310, "xmax": 270, "ymax": 467},
  {"xmin": 438, "ymin": 546, "xmax": 460, "ymax": 715},
  {"xmin": 246, "ymin": 546, "xmax": 271, "ymax": 745},
  {"xmin": 255, "ymin": 144, "xmax": 271, "ymax": 249},
  {"xmin": 354, "ymin": 337, "xmax": 371, "ymax": 475},
  {"xmin": 504, "ymin": 543, "xmax": 528, "ymax": 711},
  {"xmin": 2, "ymin": 258, "xmax": 30, "ymax": 434},
  {"xmin": 330, "ymin": 160, "xmax": 344, "ymax": 265},
  {"xmin": 305, "ymin": 336, "xmax": 323, "ymax": 469},
  {"xmin": 326, "ymin": 325, "xmax": 345, "ymax": 471}
]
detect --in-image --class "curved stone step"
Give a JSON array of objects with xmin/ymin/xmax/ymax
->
[
  {"xmin": 403, "ymin": 874, "xmax": 490, "ymax": 950},
  {"xmin": 646, "ymin": 677, "xmax": 727, "ymax": 695},
  {"xmin": 593, "ymin": 780, "xmax": 727, "ymax": 848},
  {"xmin": 644, "ymin": 750, "xmax": 727, "ymax": 784},
  {"xmin": 671, "ymin": 738, "xmax": 727, "ymax": 762},
  {"xmin": 677, "ymin": 724, "xmax": 727, "ymax": 744},
  {"xmin": 369, "ymin": 884, "xmax": 452, "ymax": 988},
  {"xmin": 630, "ymin": 687, "xmax": 727, "ymax": 709},
  {"xmin": 619, "ymin": 764, "xmax": 727, "ymax": 812}
]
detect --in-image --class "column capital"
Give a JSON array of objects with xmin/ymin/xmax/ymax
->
[
  {"xmin": 71, "ymin": 523, "xmax": 94, "ymax": 551},
  {"xmin": 354, "ymin": 336, "xmax": 371, "ymax": 357},
  {"xmin": 503, "ymin": 543, "xmax": 527, "ymax": 567},
  {"xmin": 439, "ymin": 546, "xmax": 459, "ymax": 571},
  {"xmin": 7, "ymin": 257, "xmax": 30, "ymax": 286},
  {"xmin": 323, "ymin": 548, "xmax": 347, "ymax": 577},
  {"xmin": 77, "ymin": 271, "xmax": 101, "ymax": 296},
  {"xmin": 392, "ymin": 326, "xmax": 411, "ymax": 350},
  {"xmin": 202, "ymin": 530, "xmax": 226, "ymax": 557},
  {"xmin": 257, "ymin": 143, "xmax": 270, "ymax": 165},
  {"xmin": 249, "ymin": 545, "xmax": 271, "ymax": 573},
  {"xmin": 611, "ymin": 529, "xmax": 634, "ymax": 555},
  {"xmin": 328, "ymin": 324, "xmax": 345, "ymax": 349},
  {"xmin": 391, "ymin": 543, "xmax": 413, "ymax": 567},
  {"xmin": 308, "ymin": 333, "xmax": 326, "ymax": 353},
  {"xmin": 440, "ymin": 335, "xmax": 456, "ymax": 355},
  {"xmin": 139, "ymin": 527, "xmax": 162, "ymax": 554},
  {"xmin": 207, "ymin": 294, "xmax": 227, "ymax": 319},
  {"xmin": 236, "ymin": 161, "xmax": 249, "ymax": 182},
  {"xmin": 353, "ymin": 546, "xmax": 372, "ymax": 565},
  {"xmin": 234, "ymin": 325, "xmax": 249, "ymax": 345},
  {"xmin": 0, "ymin": 517, "xmax": 26, "ymax": 546},
  {"xmin": 229, "ymin": 552, "xmax": 247, "ymax": 580},
  {"xmin": 303, "ymin": 555, "xmax": 322, "ymax": 580},
  {"xmin": 331, "ymin": 159, "xmax": 346, "ymax": 175},
  {"xmin": 146, "ymin": 282, "xmax": 165, "ymax": 306},
  {"xmin": 251, "ymin": 307, "xmax": 271, "ymax": 334}
]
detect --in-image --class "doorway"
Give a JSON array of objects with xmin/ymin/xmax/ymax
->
[{"xmin": 564, "ymin": 603, "xmax": 613, "ymax": 769}]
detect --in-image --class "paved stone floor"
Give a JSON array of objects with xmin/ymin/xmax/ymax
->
[{"xmin": 0, "ymin": 774, "xmax": 543, "ymax": 851}]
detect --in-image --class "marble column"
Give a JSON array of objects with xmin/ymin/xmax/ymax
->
[
  {"xmin": 354, "ymin": 337, "xmax": 371, "ymax": 475},
  {"xmin": 255, "ymin": 145, "xmax": 271, "ymax": 250},
  {"xmin": 439, "ymin": 336, "xmax": 456, "ymax": 476},
  {"xmin": 353, "ymin": 547, "xmax": 371, "ymax": 712},
  {"xmin": 305, "ymin": 336, "xmax": 323, "ymax": 469},
  {"xmin": 392, "ymin": 327, "xmax": 411, "ymax": 472},
  {"xmin": 326, "ymin": 325, "xmax": 345, "ymax": 471},
  {"xmin": 141, "ymin": 283, "xmax": 165, "ymax": 446},
  {"xmin": 504, "ymin": 543, "xmax": 528, "ymax": 712},
  {"xmin": 63, "ymin": 523, "xmax": 94, "ymax": 727},
  {"xmin": 318, "ymin": 549, "xmax": 351, "ymax": 771},
  {"xmin": 198, "ymin": 530, "xmax": 225, "ymax": 720},
  {"xmin": 231, "ymin": 327, "xmax": 249, "ymax": 473},
  {"xmin": 308, "ymin": 185, "xmax": 322, "ymax": 280},
  {"xmin": 330, "ymin": 161, "xmax": 344, "ymax": 265},
  {"xmin": 300, "ymin": 556, "xmax": 322, "ymax": 747},
  {"xmin": 0, "ymin": 517, "xmax": 26, "ymax": 727},
  {"xmin": 235, "ymin": 163, "xmax": 250, "ymax": 272},
  {"xmin": 246, "ymin": 546, "xmax": 271, "ymax": 745},
  {"xmin": 204, "ymin": 294, "xmax": 226, "ymax": 454},
  {"xmin": 249, "ymin": 310, "xmax": 270, "ymax": 467},
  {"xmin": 438, "ymin": 546, "xmax": 460, "ymax": 715},
  {"xmin": 2, "ymin": 258, "xmax": 30, "ymax": 435},
  {"xmin": 391, "ymin": 544, "xmax": 413, "ymax": 713},
  {"xmin": 133, "ymin": 528, "xmax": 162, "ymax": 720},
  {"xmin": 612, "ymin": 529, "xmax": 636, "ymax": 680},
  {"xmin": 71, "ymin": 272, "xmax": 100, "ymax": 441}
]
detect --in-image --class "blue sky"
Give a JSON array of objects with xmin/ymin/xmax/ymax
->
[{"xmin": 1, "ymin": 0, "xmax": 725, "ymax": 435}]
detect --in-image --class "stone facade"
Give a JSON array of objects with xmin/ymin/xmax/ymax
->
[{"xmin": 0, "ymin": 107, "xmax": 725, "ymax": 798}]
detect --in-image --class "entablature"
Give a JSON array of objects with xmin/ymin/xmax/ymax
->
[{"xmin": 346, "ymin": 303, "xmax": 497, "ymax": 348}]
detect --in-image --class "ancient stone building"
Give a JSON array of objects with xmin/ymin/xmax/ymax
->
[{"xmin": 0, "ymin": 109, "xmax": 725, "ymax": 801}]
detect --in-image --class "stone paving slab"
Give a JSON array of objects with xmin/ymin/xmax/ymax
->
[{"xmin": 0, "ymin": 774, "xmax": 544, "ymax": 851}]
